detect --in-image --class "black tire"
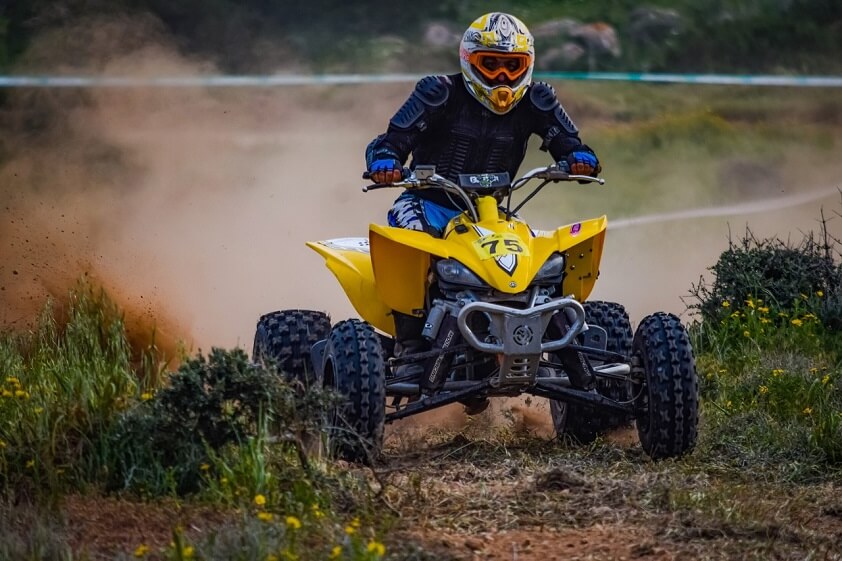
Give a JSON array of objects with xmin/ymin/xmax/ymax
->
[
  {"xmin": 551, "ymin": 301, "xmax": 633, "ymax": 444},
  {"xmin": 633, "ymin": 312, "xmax": 699, "ymax": 459},
  {"xmin": 323, "ymin": 319, "xmax": 386, "ymax": 463},
  {"xmin": 252, "ymin": 309, "xmax": 331, "ymax": 384}
]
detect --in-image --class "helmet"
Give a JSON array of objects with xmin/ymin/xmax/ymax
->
[{"xmin": 459, "ymin": 13, "xmax": 535, "ymax": 115}]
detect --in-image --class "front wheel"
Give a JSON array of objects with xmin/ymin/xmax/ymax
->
[
  {"xmin": 633, "ymin": 312, "xmax": 699, "ymax": 459},
  {"xmin": 323, "ymin": 319, "xmax": 386, "ymax": 463}
]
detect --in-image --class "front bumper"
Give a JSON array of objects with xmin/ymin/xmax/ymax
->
[{"xmin": 455, "ymin": 298, "xmax": 586, "ymax": 386}]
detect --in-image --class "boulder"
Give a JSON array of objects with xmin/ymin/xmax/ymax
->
[
  {"xmin": 423, "ymin": 22, "xmax": 462, "ymax": 50},
  {"xmin": 629, "ymin": 7, "xmax": 683, "ymax": 43}
]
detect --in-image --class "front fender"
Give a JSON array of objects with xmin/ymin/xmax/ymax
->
[{"xmin": 306, "ymin": 238, "xmax": 395, "ymax": 335}]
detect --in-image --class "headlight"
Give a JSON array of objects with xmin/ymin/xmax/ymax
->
[
  {"xmin": 533, "ymin": 253, "xmax": 565, "ymax": 283},
  {"xmin": 436, "ymin": 259, "xmax": 488, "ymax": 288}
]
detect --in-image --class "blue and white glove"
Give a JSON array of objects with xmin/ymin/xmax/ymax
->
[
  {"xmin": 566, "ymin": 151, "xmax": 600, "ymax": 176},
  {"xmin": 368, "ymin": 158, "xmax": 403, "ymax": 184}
]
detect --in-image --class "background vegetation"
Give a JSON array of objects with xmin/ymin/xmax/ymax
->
[{"xmin": 1, "ymin": 0, "xmax": 842, "ymax": 73}]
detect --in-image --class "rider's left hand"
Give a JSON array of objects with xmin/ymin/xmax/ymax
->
[{"xmin": 567, "ymin": 151, "xmax": 601, "ymax": 176}]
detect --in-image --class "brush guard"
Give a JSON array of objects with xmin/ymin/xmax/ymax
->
[{"xmin": 456, "ymin": 298, "xmax": 586, "ymax": 387}]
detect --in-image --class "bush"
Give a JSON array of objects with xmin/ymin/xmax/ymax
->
[
  {"xmin": 688, "ymin": 209, "xmax": 842, "ymax": 469},
  {"xmin": 688, "ymin": 220, "xmax": 842, "ymax": 330},
  {"xmin": 106, "ymin": 347, "xmax": 333, "ymax": 496}
]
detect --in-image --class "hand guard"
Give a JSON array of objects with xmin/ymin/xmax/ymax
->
[
  {"xmin": 369, "ymin": 158, "xmax": 403, "ymax": 184},
  {"xmin": 567, "ymin": 151, "xmax": 600, "ymax": 176}
]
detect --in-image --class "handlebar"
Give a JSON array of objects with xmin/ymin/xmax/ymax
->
[{"xmin": 362, "ymin": 164, "xmax": 604, "ymax": 193}]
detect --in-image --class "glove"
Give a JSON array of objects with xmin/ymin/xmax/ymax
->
[
  {"xmin": 566, "ymin": 151, "xmax": 600, "ymax": 176},
  {"xmin": 369, "ymin": 158, "xmax": 402, "ymax": 184}
]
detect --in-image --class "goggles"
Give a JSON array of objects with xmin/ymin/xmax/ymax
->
[{"xmin": 468, "ymin": 52, "xmax": 531, "ymax": 83}]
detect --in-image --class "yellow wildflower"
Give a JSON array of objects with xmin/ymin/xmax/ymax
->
[
  {"xmin": 822, "ymin": 375, "xmax": 831, "ymax": 385},
  {"xmin": 329, "ymin": 546, "xmax": 342, "ymax": 560},
  {"xmin": 721, "ymin": 301, "xmax": 730, "ymax": 308},
  {"xmin": 140, "ymin": 392, "xmax": 153, "ymax": 401},
  {"xmin": 34, "ymin": 407, "xmax": 44, "ymax": 414},
  {"xmin": 760, "ymin": 318, "xmax": 771, "ymax": 324},
  {"xmin": 200, "ymin": 463, "xmax": 210, "ymax": 471},
  {"xmin": 1, "ymin": 390, "xmax": 11, "ymax": 398},
  {"xmin": 759, "ymin": 385, "xmax": 769, "ymax": 395},
  {"xmin": 344, "ymin": 525, "xmax": 356, "ymax": 536},
  {"xmin": 182, "ymin": 546, "xmax": 194, "ymax": 559},
  {"xmin": 15, "ymin": 390, "xmax": 30, "ymax": 399},
  {"xmin": 810, "ymin": 367, "xmax": 819, "ymax": 374},
  {"xmin": 26, "ymin": 459, "xmax": 34, "ymax": 469},
  {"xmin": 730, "ymin": 311, "xmax": 741, "ymax": 319},
  {"xmin": 5, "ymin": 377, "xmax": 20, "ymax": 386},
  {"xmin": 311, "ymin": 503, "xmax": 324, "ymax": 519},
  {"xmin": 257, "ymin": 512, "xmax": 274, "ymax": 522},
  {"xmin": 726, "ymin": 400, "xmax": 733, "ymax": 409},
  {"xmin": 791, "ymin": 318, "xmax": 803, "ymax": 327},
  {"xmin": 817, "ymin": 290, "xmax": 824, "ymax": 297},
  {"xmin": 285, "ymin": 515, "xmax": 302, "ymax": 530},
  {"xmin": 351, "ymin": 517, "xmax": 361, "ymax": 528},
  {"xmin": 743, "ymin": 330, "xmax": 750, "ymax": 337},
  {"xmin": 367, "ymin": 541, "xmax": 386, "ymax": 556},
  {"xmin": 133, "ymin": 544, "xmax": 150, "ymax": 558},
  {"xmin": 758, "ymin": 307, "xmax": 769, "ymax": 314},
  {"xmin": 254, "ymin": 494, "xmax": 267, "ymax": 507},
  {"xmin": 778, "ymin": 312, "xmax": 789, "ymax": 317},
  {"xmin": 0, "ymin": 440, "xmax": 6, "ymax": 449},
  {"xmin": 803, "ymin": 407, "xmax": 813, "ymax": 415},
  {"xmin": 745, "ymin": 299, "xmax": 755, "ymax": 309},
  {"xmin": 772, "ymin": 369, "xmax": 785, "ymax": 377}
]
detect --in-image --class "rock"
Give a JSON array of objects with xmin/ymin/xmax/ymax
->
[
  {"xmin": 537, "ymin": 43, "xmax": 585, "ymax": 69},
  {"xmin": 532, "ymin": 18, "xmax": 579, "ymax": 39},
  {"xmin": 629, "ymin": 7, "xmax": 683, "ymax": 43},
  {"xmin": 569, "ymin": 22, "xmax": 621, "ymax": 58},
  {"xmin": 423, "ymin": 22, "xmax": 462, "ymax": 49}
]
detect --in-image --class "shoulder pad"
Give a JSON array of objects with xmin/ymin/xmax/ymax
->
[
  {"xmin": 390, "ymin": 75, "xmax": 451, "ymax": 131},
  {"xmin": 415, "ymin": 75, "xmax": 451, "ymax": 107},
  {"xmin": 529, "ymin": 82, "xmax": 560, "ymax": 112}
]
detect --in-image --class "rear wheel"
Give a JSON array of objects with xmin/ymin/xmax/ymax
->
[
  {"xmin": 633, "ymin": 312, "xmax": 699, "ymax": 459},
  {"xmin": 551, "ymin": 301, "xmax": 633, "ymax": 444},
  {"xmin": 323, "ymin": 320, "xmax": 386, "ymax": 463},
  {"xmin": 252, "ymin": 309, "xmax": 331, "ymax": 385}
]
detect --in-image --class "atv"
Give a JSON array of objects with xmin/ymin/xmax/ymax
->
[{"xmin": 253, "ymin": 164, "xmax": 699, "ymax": 462}]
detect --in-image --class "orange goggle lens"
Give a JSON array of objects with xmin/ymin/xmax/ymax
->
[{"xmin": 468, "ymin": 52, "xmax": 530, "ymax": 82}]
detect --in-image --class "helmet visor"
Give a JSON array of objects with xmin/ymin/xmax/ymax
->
[{"xmin": 469, "ymin": 52, "xmax": 531, "ymax": 84}]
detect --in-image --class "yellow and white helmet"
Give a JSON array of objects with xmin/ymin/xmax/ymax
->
[{"xmin": 459, "ymin": 13, "xmax": 535, "ymax": 115}]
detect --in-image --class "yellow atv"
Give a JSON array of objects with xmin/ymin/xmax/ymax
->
[{"xmin": 253, "ymin": 165, "xmax": 699, "ymax": 462}]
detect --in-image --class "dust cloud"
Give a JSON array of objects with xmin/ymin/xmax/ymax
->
[
  {"xmin": 1, "ymin": 16, "xmax": 840, "ymax": 437},
  {"xmin": 0, "ymin": 17, "xmax": 409, "ymax": 352}
]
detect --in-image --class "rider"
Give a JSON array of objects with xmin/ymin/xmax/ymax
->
[{"xmin": 365, "ymin": 12, "xmax": 601, "ymax": 380}]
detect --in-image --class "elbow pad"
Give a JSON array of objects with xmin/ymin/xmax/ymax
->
[{"xmin": 389, "ymin": 75, "xmax": 451, "ymax": 132}]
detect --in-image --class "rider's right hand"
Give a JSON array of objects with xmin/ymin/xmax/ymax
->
[{"xmin": 369, "ymin": 158, "xmax": 403, "ymax": 184}]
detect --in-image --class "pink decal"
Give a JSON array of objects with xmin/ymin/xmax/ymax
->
[{"xmin": 570, "ymin": 223, "xmax": 582, "ymax": 236}]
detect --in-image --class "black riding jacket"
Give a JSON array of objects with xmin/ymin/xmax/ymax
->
[{"xmin": 366, "ymin": 73, "xmax": 595, "ymax": 208}]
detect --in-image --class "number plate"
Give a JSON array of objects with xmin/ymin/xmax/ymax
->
[{"xmin": 473, "ymin": 233, "xmax": 529, "ymax": 260}]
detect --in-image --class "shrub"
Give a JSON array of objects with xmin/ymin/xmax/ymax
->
[{"xmin": 106, "ymin": 347, "xmax": 332, "ymax": 496}]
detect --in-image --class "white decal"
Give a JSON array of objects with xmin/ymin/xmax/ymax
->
[{"xmin": 320, "ymin": 238, "xmax": 370, "ymax": 253}]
